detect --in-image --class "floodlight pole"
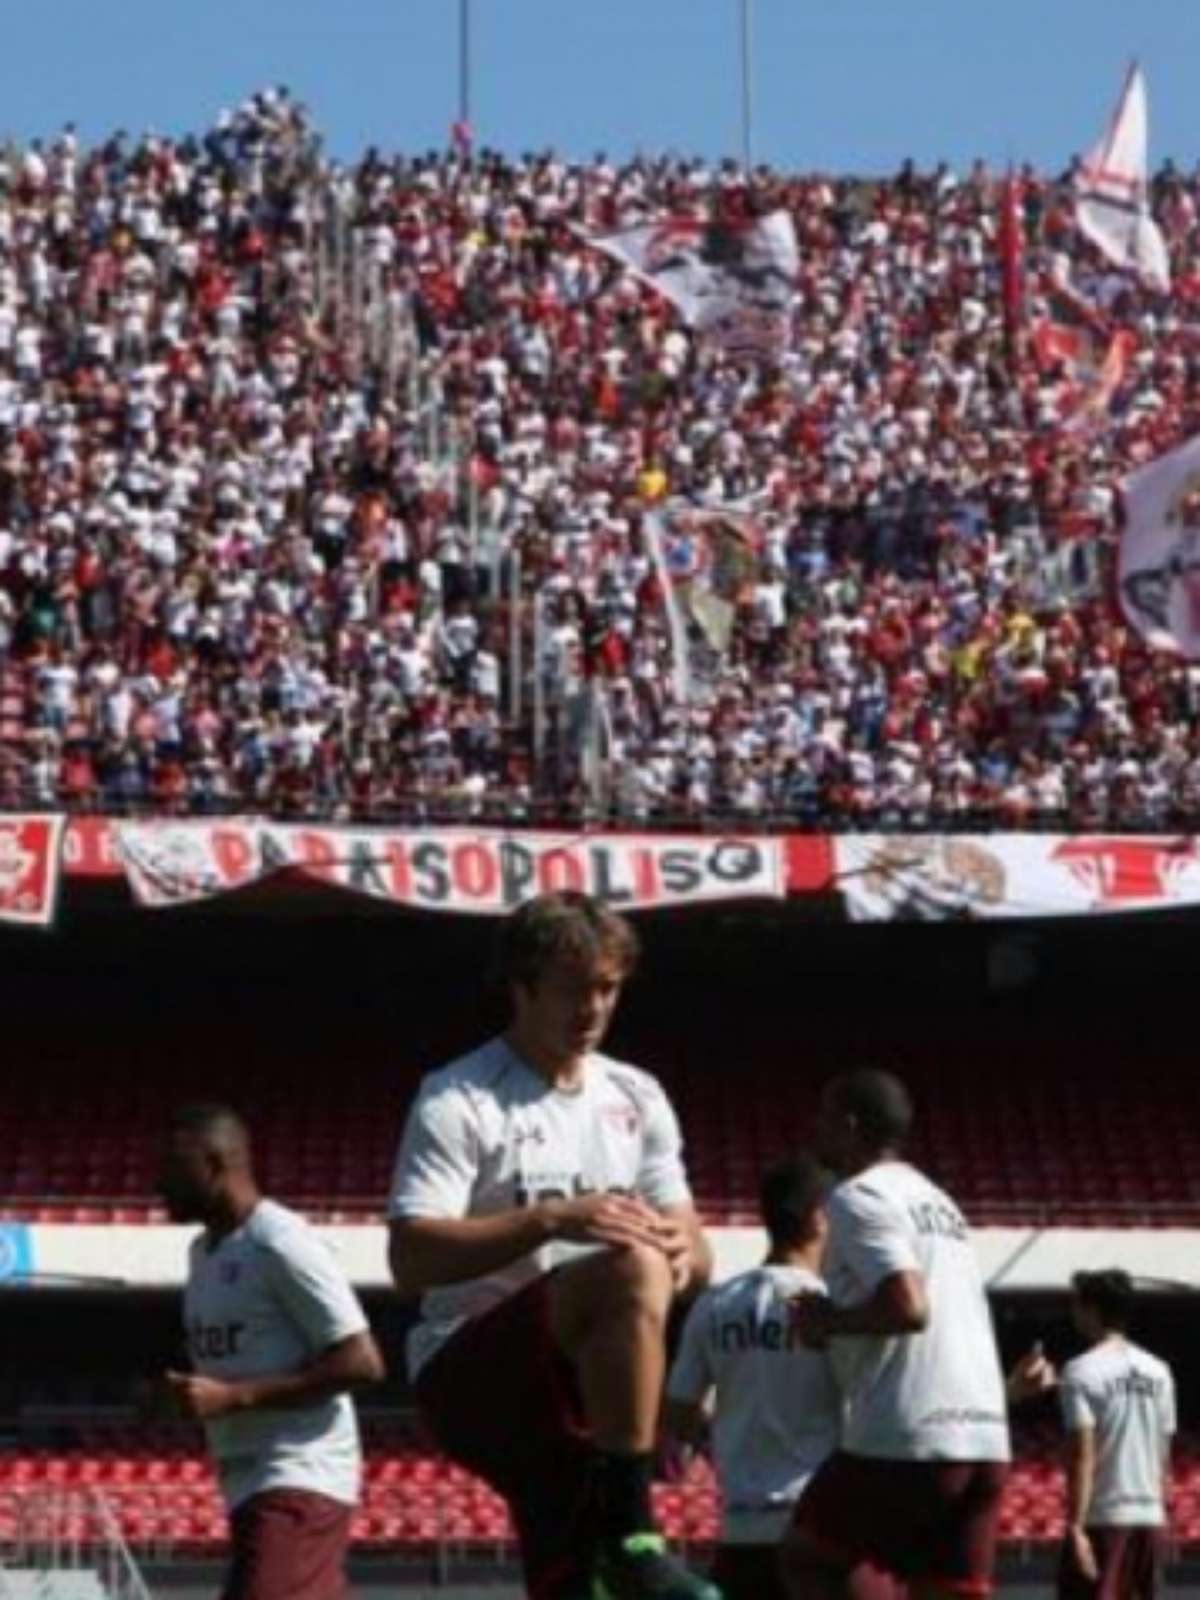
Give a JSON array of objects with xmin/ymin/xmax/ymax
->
[
  {"xmin": 459, "ymin": 0, "xmax": 472, "ymax": 134},
  {"xmin": 739, "ymin": 0, "xmax": 754, "ymax": 171}
]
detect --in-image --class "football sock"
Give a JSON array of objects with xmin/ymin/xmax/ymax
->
[{"xmin": 593, "ymin": 1448, "xmax": 655, "ymax": 1538}]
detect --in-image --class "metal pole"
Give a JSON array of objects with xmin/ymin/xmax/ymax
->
[
  {"xmin": 739, "ymin": 0, "xmax": 754, "ymax": 172},
  {"xmin": 459, "ymin": 0, "xmax": 471, "ymax": 133},
  {"xmin": 508, "ymin": 546, "xmax": 522, "ymax": 725}
]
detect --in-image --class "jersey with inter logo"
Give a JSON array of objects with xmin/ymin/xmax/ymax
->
[
  {"xmin": 667, "ymin": 1265, "xmax": 842, "ymax": 1543},
  {"xmin": 1060, "ymin": 1339, "xmax": 1175, "ymax": 1527},
  {"xmin": 183, "ymin": 1198, "xmax": 369, "ymax": 1510},
  {"xmin": 388, "ymin": 1036, "xmax": 692, "ymax": 1380},
  {"xmin": 824, "ymin": 1160, "xmax": 1010, "ymax": 1463}
]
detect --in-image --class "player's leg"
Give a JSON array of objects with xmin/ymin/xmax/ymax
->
[
  {"xmin": 912, "ymin": 1462, "xmax": 1007, "ymax": 1600},
  {"xmin": 221, "ymin": 1489, "xmax": 352, "ymax": 1600},
  {"xmin": 784, "ymin": 1454, "xmax": 916, "ymax": 1600},
  {"xmin": 710, "ymin": 1542, "xmax": 788, "ymax": 1600},
  {"xmin": 550, "ymin": 1243, "xmax": 720, "ymax": 1599},
  {"xmin": 779, "ymin": 1526, "xmax": 855, "ymax": 1600},
  {"xmin": 412, "ymin": 1275, "xmax": 597, "ymax": 1599}
]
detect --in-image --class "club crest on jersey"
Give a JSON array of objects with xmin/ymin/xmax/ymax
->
[{"xmin": 601, "ymin": 1104, "xmax": 640, "ymax": 1138}]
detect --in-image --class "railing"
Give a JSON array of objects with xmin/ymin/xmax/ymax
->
[{"xmin": 0, "ymin": 1490, "xmax": 153, "ymax": 1600}]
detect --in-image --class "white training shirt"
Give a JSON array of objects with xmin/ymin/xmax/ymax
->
[
  {"xmin": 823, "ymin": 1161, "xmax": 1010, "ymax": 1463},
  {"xmin": 1060, "ymin": 1338, "xmax": 1176, "ymax": 1528},
  {"xmin": 183, "ymin": 1199, "xmax": 369, "ymax": 1511},
  {"xmin": 667, "ymin": 1264, "xmax": 842, "ymax": 1544},
  {"xmin": 388, "ymin": 1037, "xmax": 692, "ymax": 1381}
]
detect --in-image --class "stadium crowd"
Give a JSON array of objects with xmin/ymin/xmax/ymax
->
[{"xmin": 1, "ymin": 88, "xmax": 1199, "ymax": 827}]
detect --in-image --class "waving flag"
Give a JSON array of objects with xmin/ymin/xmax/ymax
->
[
  {"xmin": 1119, "ymin": 432, "xmax": 1200, "ymax": 656},
  {"xmin": 1074, "ymin": 64, "xmax": 1170, "ymax": 292},
  {"xmin": 584, "ymin": 210, "xmax": 798, "ymax": 358}
]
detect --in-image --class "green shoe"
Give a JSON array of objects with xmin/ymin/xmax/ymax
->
[{"xmin": 591, "ymin": 1532, "xmax": 722, "ymax": 1599}]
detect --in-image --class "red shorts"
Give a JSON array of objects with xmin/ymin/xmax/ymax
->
[
  {"xmin": 414, "ymin": 1271, "xmax": 594, "ymax": 1600},
  {"xmin": 223, "ymin": 1488, "xmax": 352, "ymax": 1600},
  {"xmin": 713, "ymin": 1542, "xmax": 904, "ymax": 1600},
  {"xmin": 1057, "ymin": 1525, "xmax": 1167, "ymax": 1600},
  {"xmin": 790, "ymin": 1452, "xmax": 1008, "ymax": 1594}
]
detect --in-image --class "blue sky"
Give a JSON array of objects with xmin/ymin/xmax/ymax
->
[{"xmin": 4, "ymin": 1, "xmax": 1200, "ymax": 174}]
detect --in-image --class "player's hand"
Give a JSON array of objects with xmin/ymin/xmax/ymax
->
[
  {"xmin": 544, "ymin": 1192, "xmax": 669, "ymax": 1253},
  {"xmin": 652, "ymin": 1212, "xmax": 694, "ymax": 1295},
  {"xmin": 789, "ymin": 1291, "xmax": 835, "ymax": 1349},
  {"xmin": 1068, "ymin": 1525, "xmax": 1099, "ymax": 1581},
  {"xmin": 163, "ymin": 1370, "xmax": 243, "ymax": 1421},
  {"xmin": 1006, "ymin": 1341, "xmax": 1056, "ymax": 1405}
]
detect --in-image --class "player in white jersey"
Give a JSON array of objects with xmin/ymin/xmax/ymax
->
[
  {"xmin": 388, "ymin": 892, "xmax": 719, "ymax": 1600},
  {"xmin": 784, "ymin": 1070, "xmax": 1011, "ymax": 1600},
  {"xmin": 665, "ymin": 1154, "xmax": 893, "ymax": 1600},
  {"xmin": 156, "ymin": 1104, "xmax": 385, "ymax": 1600},
  {"xmin": 1058, "ymin": 1270, "xmax": 1175, "ymax": 1600}
]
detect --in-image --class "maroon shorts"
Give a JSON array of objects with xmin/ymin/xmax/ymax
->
[
  {"xmin": 223, "ymin": 1488, "xmax": 352, "ymax": 1600},
  {"xmin": 713, "ymin": 1542, "xmax": 904, "ymax": 1600},
  {"xmin": 790, "ymin": 1452, "xmax": 1008, "ymax": 1594},
  {"xmin": 414, "ymin": 1272, "xmax": 594, "ymax": 1600},
  {"xmin": 1057, "ymin": 1525, "xmax": 1167, "ymax": 1600}
]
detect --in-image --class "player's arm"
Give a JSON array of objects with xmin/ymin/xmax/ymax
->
[
  {"xmin": 792, "ymin": 1185, "xmax": 927, "ymax": 1346},
  {"xmin": 166, "ymin": 1330, "xmax": 384, "ymax": 1421},
  {"xmin": 802, "ymin": 1268, "xmax": 928, "ymax": 1340},
  {"xmin": 168, "ymin": 1230, "xmax": 385, "ymax": 1421},
  {"xmin": 635, "ymin": 1080, "xmax": 713, "ymax": 1297},
  {"xmin": 389, "ymin": 1196, "xmax": 671, "ymax": 1296},
  {"xmin": 1064, "ymin": 1424, "xmax": 1099, "ymax": 1578},
  {"xmin": 654, "ymin": 1202, "xmax": 713, "ymax": 1298},
  {"xmin": 1060, "ymin": 1373, "xmax": 1100, "ymax": 1580},
  {"xmin": 662, "ymin": 1289, "xmax": 715, "ymax": 1449}
]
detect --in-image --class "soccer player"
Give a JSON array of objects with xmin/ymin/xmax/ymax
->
[
  {"xmin": 1058, "ymin": 1269, "xmax": 1176, "ymax": 1600},
  {"xmin": 156, "ymin": 1103, "xmax": 385, "ymax": 1600},
  {"xmin": 387, "ymin": 891, "xmax": 720, "ymax": 1600},
  {"xmin": 783, "ymin": 1069, "xmax": 1011, "ymax": 1600},
  {"xmin": 664, "ymin": 1153, "xmax": 893, "ymax": 1600}
]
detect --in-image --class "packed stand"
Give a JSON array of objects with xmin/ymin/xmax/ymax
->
[{"xmin": 1, "ymin": 92, "xmax": 1200, "ymax": 826}]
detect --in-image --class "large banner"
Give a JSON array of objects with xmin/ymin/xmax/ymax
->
[
  {"xmin": 0, "ymin": 814, "xmax": 66, "ymax": 928},
  {"xmin": 115, "ymin": 823, "xmax": 786, "ymax": 914},
  {"xmin": 1119, "ymin": 431, "xmax": 1200, "ymax": 657},
  {"xmin": 836, "ymin": 834, "xmax": 1200, "ymax": 920},
  {"xmin": 583, "ymin": 209, "xmax": 798, "ymax": 358}
]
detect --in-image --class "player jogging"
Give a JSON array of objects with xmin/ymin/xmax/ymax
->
[
  {"xmin": 388, "ymin": 891, "xmax": 720, "ymax": 1600},
  {"xmin": 665, "ymin": 1153, "xmax": 895, "ymax": 1600},
  {"xmin": 156, "ymin": 1103, "xmax": 385, "ymax": 1600},
  {"xmin": 784, "ymin": 1069, "xmax": 1011, "ymax": 1599},
  {"xmin": 1058, "ymin": 1269, "xmax": 1176, "ymax": 1600}
]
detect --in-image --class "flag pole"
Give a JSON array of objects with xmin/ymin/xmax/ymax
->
[{"xmin": 739, "ymin": 0, "xmax": 754, "ymax": 171}]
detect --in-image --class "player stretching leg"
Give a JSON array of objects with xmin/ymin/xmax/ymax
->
[{"xmin": 388, "ymin": 891, "xmax": 720, "ymax": 1600}]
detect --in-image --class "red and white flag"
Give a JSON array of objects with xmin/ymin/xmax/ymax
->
[
  {"xmin": 1074, "ymin": 63, "xmax": 1171, "ymax": 292},
  {"xmin": 1119, "ymin": 431, "xmax": 1200, "ymax": 656},
  {"xmin": 0, "ymin": 814, "xmax": 66, "ymax": 928},
  {"xmin": 583, "ymin": 209, "xmax": 798, "ymax": 358}
]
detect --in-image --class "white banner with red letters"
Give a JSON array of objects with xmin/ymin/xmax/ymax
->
[
  {"xmin": 0, "ymin": 814, "xmax": 66, "ymax": 928},
  {"xmin": 114, "ymin": 822, "xmax": 785, "ymax": 914},
  {"xmin": 836, "ymin": 834, "xmax": 1200, "ymax": 920}
]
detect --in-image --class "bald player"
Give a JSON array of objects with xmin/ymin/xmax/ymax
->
[{"xmin": 155, "ymin": 1103, "xmax": 385, "ymax": 1600}]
